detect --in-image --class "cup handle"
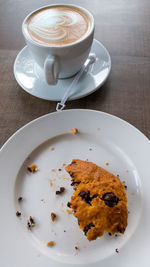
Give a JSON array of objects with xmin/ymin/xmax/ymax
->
[{"xmin": 44, "ymin": 55, "xmax": 59, "ymax": 85}]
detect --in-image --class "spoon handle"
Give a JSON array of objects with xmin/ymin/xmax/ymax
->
[{"xmin": 56, "ymin": 53, "xmax": 96, "ymax": 112}]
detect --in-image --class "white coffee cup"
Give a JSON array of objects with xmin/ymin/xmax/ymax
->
[{"xmin": 22, "ymin": 4, "xmax": 95, "ymax": 85}]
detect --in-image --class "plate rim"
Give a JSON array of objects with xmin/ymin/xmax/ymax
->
[{"xmin": 0, "ymin": 109, "xmax": 149, "ymax": 154}]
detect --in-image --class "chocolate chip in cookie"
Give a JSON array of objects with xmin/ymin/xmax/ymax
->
[
  {"xmin": 79, "ymin": 191, "xmax": 96, "ymax": 205},
  {"xmin": 101, "ymin": 192, "xmax": 119, "ymax": 207}
]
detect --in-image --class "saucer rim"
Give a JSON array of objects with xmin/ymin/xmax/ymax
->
[{"xmin": 14, "ymin": 39, "xmax": 111, "ymax": 101}]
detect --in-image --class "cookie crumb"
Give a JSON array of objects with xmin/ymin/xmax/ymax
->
[
  {"xmin": 49, "ymin": 179, "xmax": 53, "ymax": 187},
  {"xmin": 51, "ymin": 169, "xmax": 55, "ymax": 172},
  {"xmin": 105, "ymin": 162, "xmax": 109, "ymax": 166},
  {"xmin": 51, "ymin": 212, "xmax": 56, "ymax": 221},
  {"xmin": 56, "ymin": 187, "xmax": 65, "ymax": 195},
  {"xmin": 67, "ymin": 202, "xmax": 71, "ymax": 208},
  {"xmin": 89, "ymin": 148, "xmax": 92, "ymax": 151},
  {"xmin": 64, "ymin": 230, "xmax": 66, "ymax": 232},
  {"xmin": 122, "ymin": 181, "xmax": 127, "ymax": 190},
  {"xmin": 47, "ymin": 241, "xmax": 55, "ymax": 247},
  {"xmin": 27, "ymin": 216, "xmax": 35, "ymax": 229},
  {"xmin": 75, "ymin": 246, "xmax": 79, "ymax": 250},
  {"xmin": 58, "ymin": 168, "xmax": 62, "ymax": 171},
  {"xmin": 117, "ymin": 174, "xmax": 119, "ymax": 178},
  {"xmin": 18, "ymin": 197, "xmax": 23, "ymax": 202},
  {"xmin": 115, "ymin": 248, "xmax": 119, "ymax": 253},
  {"xmin": 67, "ymin": 209, "xmax": 72, "ymax": 214},
  {"xmin": 16, "ymin": 211, "xmax": 21, "ymax": 217},
  {"xmin": 70, "ymin": 128, "xmax": 78, "ymax": 134},
  {"xmin": 50, "ymin": 147, "xmax": 54, "ymax": 151},
  {"xmin": 27, "ymin": 164, "xmax": 38, "ymax": 173}
]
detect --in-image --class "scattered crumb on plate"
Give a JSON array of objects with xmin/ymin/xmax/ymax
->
[
  {"xmin": 66, "ymin": 209, "xmax": 72, "ymax": 214},
  {"xmin": 70, "ymin": 128, "xmax": 78, "ymax": 134},
  {"xmin": 27, "ymin": 164, "xmax": 38, "ymax": 173},
  {"xmin": 47, "ymin": 241, "xmax": 55, "ymax": 247},
  {"xmin": 56, "ymin": 187, "xmax": 65, "ymax": 195},
  {"xmin": 49, "ymin": 179, "xmax": 53, "ymax": 187},
  {"xmin": 27, "ymin": 216, "xmax": 35, "ymax": 229},
  {"xmin": 51, "ymin": 212, "xmax": 56, "ymax": 221},
  {"xmin": 18, "ymin": 197, "xmax": 23, "ymax": 202},
  {"xmin": 16, "ymin": 211, "xmax": 21, "ymax": 217}
]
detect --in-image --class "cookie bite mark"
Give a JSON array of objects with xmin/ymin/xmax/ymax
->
[{"xmin": 78, "ymin": 191, "xmax": 97, "ymax": 205}]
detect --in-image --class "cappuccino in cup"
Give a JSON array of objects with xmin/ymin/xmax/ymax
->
[
  {"xmin": 24, "ymin": 5, "xmax": 92, "ymax": 47},
  {"xmin": 22, "ymin": 4, "xmax": 94, "ymax": 85}
]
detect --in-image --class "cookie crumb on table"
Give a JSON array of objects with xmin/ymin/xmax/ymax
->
[
  {"xmin": 16, "ymin": 211, "xmax": 21, "ymax": 217},
  {"xmin": 50, "ymin": 147, "xmax": 54, "ymax": 151},
  {"xmin": 75, "ymin": 246, "xmax": 79, "ymax": 250},
  {"xmin": 105, "ymin": 162, "xmax": 109, "ymax": 166},
  {"xmin": 51, "ymin": 212, "xmax": 56, "ymax": 221},
  {"xmin": 70, "ymin": 128, "xmax": 78, "ymax": 134},
  {"xmin": 115, "ymin": 248, "xmax": 119, "ymax": 253},
  {"xmin": 56, "ymin": 187, "xmax": 65, "ymax": 195},
  {"xmin": 47, "ymin": 241, "xmax": 55, "ymax": 247},
  {"xmin": 27, "ymin": 164, "xmax": 38, "ymax": 173}
]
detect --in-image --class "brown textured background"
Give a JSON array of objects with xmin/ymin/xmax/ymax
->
[{"xmin": 0, "ymin": 0, "xmax": 150, "ymax": 147}]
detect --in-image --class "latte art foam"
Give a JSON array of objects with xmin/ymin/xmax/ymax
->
[{"xmin": 25, "ymin": 6, "xmax": 91, "ymax": 46}]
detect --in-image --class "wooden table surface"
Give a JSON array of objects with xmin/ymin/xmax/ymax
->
[{"xmin": 0, "ymin": 0, "xmax": 150, "ymax": 147}]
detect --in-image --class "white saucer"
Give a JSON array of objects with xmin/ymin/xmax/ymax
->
[{"xmin": 14, "ymin": 39, "xmax": 111, "ymax": 101}]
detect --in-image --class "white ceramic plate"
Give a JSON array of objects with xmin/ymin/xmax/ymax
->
[
  {"xmin": 0, "ymin": 109, "xmax": 150, "ymax": 267},
  {"xmin": 13, "ymin": 39, "xmax": 111, "ymax": 101}
]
